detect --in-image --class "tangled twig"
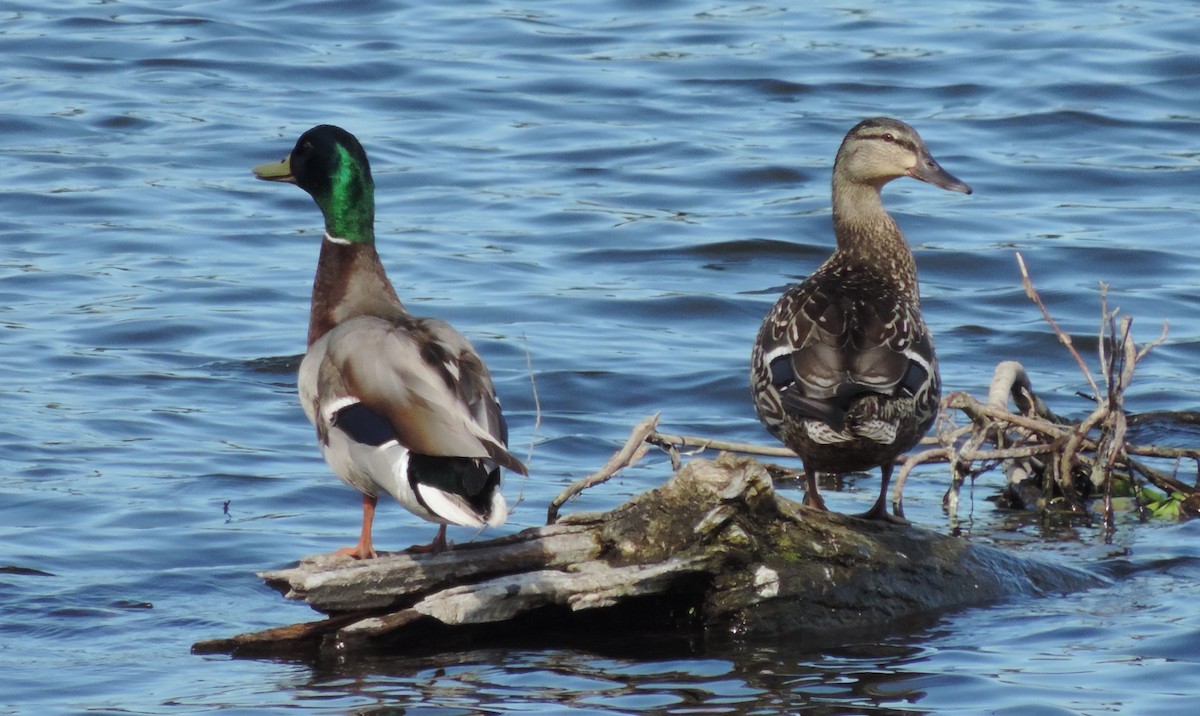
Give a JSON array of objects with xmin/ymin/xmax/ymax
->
[
  {"xmin": 929, "ymin": 257, "xmax": 1182, "ymax": 530},
  {"xmin": 546, "ymin": 413, "xmax": 660, "ymax": 525}
]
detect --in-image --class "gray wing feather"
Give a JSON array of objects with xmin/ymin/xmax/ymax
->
[{"xmin": 310, "ymin": 315, "xmax": 527, "ymax": 475}]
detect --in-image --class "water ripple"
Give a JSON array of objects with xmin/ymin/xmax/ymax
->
[{"xmin": 2, "ymin": 0, "xmax": 1199, "ymax": 713}]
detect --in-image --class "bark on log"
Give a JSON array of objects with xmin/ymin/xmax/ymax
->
[{"xmin": 194, "ymin": 453, "xmax": 1105, "ymax": 659}]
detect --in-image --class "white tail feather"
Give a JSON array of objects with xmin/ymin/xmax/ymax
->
[
  {"xmin": 486, "ymin": 491, "xmax": 508, "ymax": 527},
  {"xmin": 414, "ymin": 483, "xmax": 488, "ymax": 528}
]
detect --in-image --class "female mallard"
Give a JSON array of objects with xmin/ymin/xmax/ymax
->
[
  {"xmin": 253, "ymin": 124, "xmax": 527, "ymax": 558},
  {"xmin": 750, "ymin": 117, "xmax": 971, "ymax": 522}
]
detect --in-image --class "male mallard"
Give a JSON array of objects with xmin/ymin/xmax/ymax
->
[
  {"xmin": 750, "ymin": 117, "xmax": 972, "ymax": 522},
  {"xmin": 253, "ymin": 124, "xmax": 527, "ymax": 558}
]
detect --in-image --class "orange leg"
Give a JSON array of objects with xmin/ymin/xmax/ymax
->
[
  {"xmin": 334, "ymin": 493, "xmax": 379, "ymax": 559},
  {"xmin": 407, "ymin": 524, "xmax": 451, "ymax": 555}
]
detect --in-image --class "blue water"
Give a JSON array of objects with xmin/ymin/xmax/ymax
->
[{"xmin": 2, "ymin": 0, "xmax": 1199, "ymax": 713}]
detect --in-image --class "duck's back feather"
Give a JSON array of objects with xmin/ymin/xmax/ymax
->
[
  {"xmin": 753, "ymin": 263, "xmax": 938, "ymax": 442},
  {"xmin": 299, "ymin": 313, "xmax": 526, "ymax": 526},
  {"xmin": 302, "ymin": 315, "xmax": 525, "ymax": 473}
]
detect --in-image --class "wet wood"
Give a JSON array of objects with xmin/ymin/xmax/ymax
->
[{"xmin": 194, "ymin": 452, "xmax": 1105, "ymax": 659}]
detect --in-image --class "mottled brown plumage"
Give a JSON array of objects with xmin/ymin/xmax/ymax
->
[{"xmin": 750, "ymin": 117, "xmax": 971, "ymax": 522}]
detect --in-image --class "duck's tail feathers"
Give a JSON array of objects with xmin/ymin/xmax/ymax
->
[{"xmin": 414, "ymin": 482, "xmax": 508, "ymax": 529}]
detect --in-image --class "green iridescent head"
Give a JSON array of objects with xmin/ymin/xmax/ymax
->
[{"xmin": 254, "ymin": 124, "xmax": 376, "ymax": 243}]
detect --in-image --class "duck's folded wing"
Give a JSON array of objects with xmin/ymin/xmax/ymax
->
[
  {"xmin": 764, "ymin": 284, "xmax": 932, "ymax": 425},
  {"xmin": 412, "ymin": 318, "xmax": 516, "ymax": 455},
  {"xmin": 846, "ymin": 299, "xmax": 934, "ymax": 398},
  {"xmin": 314, "ymin": 316, "xmax": 528, "ymax": 475}
]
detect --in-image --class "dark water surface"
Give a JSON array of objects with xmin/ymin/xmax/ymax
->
[{"xmin": 3, "ymin": 1, "xmax": 1199, "ymax": 713}]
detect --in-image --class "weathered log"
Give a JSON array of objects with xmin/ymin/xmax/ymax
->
[{"xmin": 194, "ymin": 453, "xmax": 1105, "ymax": 659}]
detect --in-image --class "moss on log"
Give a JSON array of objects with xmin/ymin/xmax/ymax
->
[{"xmin": 194, "ymin": 453, "xmax": 1104, "ymax": 659}]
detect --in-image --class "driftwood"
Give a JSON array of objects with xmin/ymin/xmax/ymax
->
[{"xmin": 195, "ymin": 452, "xmax": 1103, "ymax": 659}]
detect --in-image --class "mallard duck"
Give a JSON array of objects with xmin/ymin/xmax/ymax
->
[
  {"xmin": 253, "ymin": 124, "xmax": 527, "ymax": 558},
  {"xmin": 750, "ymin": 117, "xmax": 972, "ymax": 522}
]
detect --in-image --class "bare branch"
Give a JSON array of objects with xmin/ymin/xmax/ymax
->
[
  {"xmin": 1016, "ymin": 252, "xmax": 1101, "ymax": 397},
  {"xmin": 1136, "ymin": 321, "xmax": 1169, "ymax": 362},
  {"xmin": 512, "ymin": 334, "xmax": 542, "ymax": 512},
  {"xmin": 646, "ymin": 431, "xmax": 799, "ymax": 459},
  {"xmin": 546, "ymin": 413, "xmax": 660, "ymax": 525}
]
